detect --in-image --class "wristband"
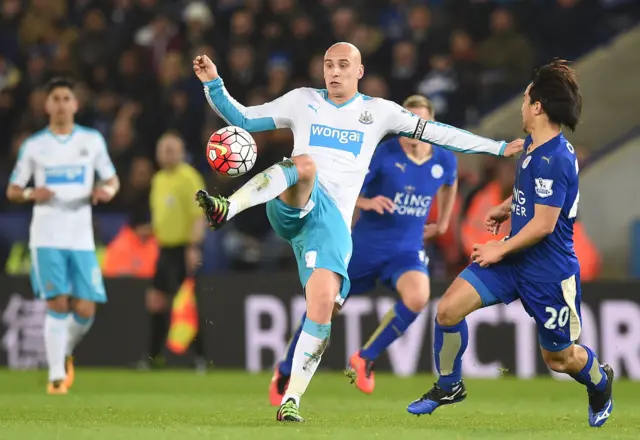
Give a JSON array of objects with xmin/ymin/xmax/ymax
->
[
  {"xmin": 101, "ymin": 185, "xmax": 116, "ymax": 196},
  {"xmin": 23, "ymin": 188, "xmax": 33, "ymax": 201}
]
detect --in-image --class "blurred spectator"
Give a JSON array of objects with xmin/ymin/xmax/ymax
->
[
  {"xmin": 134, "ymin": 12, "xmax": 181, "ymax": 72},
  {"xmin": 417, "ymin": 54, "xmax": 465, "ymax": 125},
  {"xmin": 449, "ymin": 30, "xmax": 481, "ymax": 124},
  {"xmin": 74, "ymin": 9, "xmax": 112, "ymax": 76},
  {"xmin": 331, "ymin": 7, "xmax": 357, "ymax": 42},
  {"xmin": 478, "ymin": 8, "xmax": 534, "ymax": 107},
  {"xmin": 388, "ymin": 40, "xmax": 422, "ymax": 104},
  {"xmin": 361, "ymin": 74, "xmax": 389, "ymax": 99},
  {"xmin": 103, "ymin": 210, "xmax": 159, "ymax": 278},
  {"xmin": 406, "ymin": 5, "xmax": 448, "ymax": 60},
  {"xmin": 460, "ymin": 157, "xmax": 514, "ymax": 257},
  {"xmin": 535, "ymin": 0, "xmax": 600, "ymax": 61}
]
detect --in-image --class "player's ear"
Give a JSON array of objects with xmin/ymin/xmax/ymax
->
[
  {"xmin": 533, "ymin": 101, "xmax": 543, "ymax": 116},
  {"xmin": 71, "ymin": 96, "xmax": 79, "ymax": 114},
  {"xmin": 357, "ymin": 64, "xmax": 364, "ymax": 80}
]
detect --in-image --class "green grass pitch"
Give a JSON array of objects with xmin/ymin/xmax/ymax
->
[{"xmin": 0, "ymin": 369, "xmax": 637, "ymax": 439}]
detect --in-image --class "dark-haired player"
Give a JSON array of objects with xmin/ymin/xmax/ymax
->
[
  {"xmin": 407, "ymin": 60, "xmax": 614, "ymax": 428},
  {"xmin": 6, "ymin": 77, "xmax": 119, "ymax": 394}
]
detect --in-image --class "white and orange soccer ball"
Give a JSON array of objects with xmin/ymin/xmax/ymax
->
[{"xmin": 206, "ymin": 126, "xmax": 257, "ymax": 177}]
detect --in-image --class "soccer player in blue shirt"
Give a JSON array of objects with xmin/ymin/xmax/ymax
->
[
  {"xmin": 269, "ymin": 95, "xmax": 459, "ymax": 404},
  {"xmin": 407, "ymin": 60, "xmax": 614, "ymax": 428}
]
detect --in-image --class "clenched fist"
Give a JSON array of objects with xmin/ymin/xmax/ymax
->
[{"xmin": 193, "ymin": 55, "xmax": 219, "ymax": 83}]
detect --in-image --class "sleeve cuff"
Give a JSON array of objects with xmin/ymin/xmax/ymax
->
[
  {"xmin": 498, "ymin": 141, "xmax": 507, "ymax": 156},
  {"xmin": 203, "ymin": 77, "xmax": 223, "ymax": 89}
]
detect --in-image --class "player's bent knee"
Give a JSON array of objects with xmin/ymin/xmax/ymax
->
[
  {"xmin": 396, "ymin": 272, "xmax": 430, "ymax": 313},
  {"xmin": 291, "ymin": 155, "xmax": 316, "ymax": 182},
  {"xmin": 305, "ymin": 269, "xmax": 341, "ymax": 323},
  {"xmin": 436, "ymin": 278, "xmax": 482, "ymax": 326},
  {"xmin": 46, "ymin": 296, "xmax": 70, "ymax": 314},
  {"xmin": 72, "ymin": 299, "xmax": 96, "ymax": 319},
  {"xmin": 436, "ymin": 302, "xmax": 462, "ymax": 327},
  {"xmin": 541, "ymin": 346, "xmax": 575, "ymax": 373}
]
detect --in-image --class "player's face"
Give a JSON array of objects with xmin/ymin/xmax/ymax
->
[
  {"xmin": 156, "ymin": 136, "xmax": 184, "ymax": 169},
  {"xmin": 324, "ymin": 46, "xmax": 363, "ymax": 98},
  {"xmin": 45, "ymin": 87, "xmax": 78, "ymax": 125},
  {"xmin": 521, "ymin": 83, "xmax": 537, "ymax": 133}
]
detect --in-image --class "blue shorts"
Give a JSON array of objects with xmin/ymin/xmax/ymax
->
[
  {"xmin": 30, "ymin": 247, "xmax": 107, "ymax": 303},
  {"xmin": 266, "ymin": 179, "xmax": 351, "ymax": 305},
  {"xmin": 460, "ymin": 262, "xmax": 582, "ymax": 352},
  {"xmin": 349, "ymin": 248, "xmax": 429, "ymax": 295}
]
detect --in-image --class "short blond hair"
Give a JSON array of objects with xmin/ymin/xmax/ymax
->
[{"xmin": 402, "ymin": 95, "xmax": 435, "ymax": 118}]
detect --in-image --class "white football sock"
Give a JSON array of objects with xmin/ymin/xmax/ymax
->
[
  {"xmin": 66, "ymin": 313, "xmax": 94, "ymax": 356},
  {"xmin": 44, "ymin": 311, "xmax": 69, "ymax": 382},
  {"xmin": 282, "ymin": 319, "xmax": 331, "ymax": 407},
  {"xmin": 227, "ymin": 161, "xmax": 298, "ymax": 220}
]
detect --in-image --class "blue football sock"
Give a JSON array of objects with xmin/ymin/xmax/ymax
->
[
  {"xmin": 434, "ymin": 318, "xmax": 469, "ymax": 392},
  {"xmin": 571, "ymin": 344, "xmax": 607, "ymax": 392},
  {"xmin": 360, "ymin": 301, "xmax": 419, "ymax": 361},
  {"xmin": 279, "ymin": 312, "xmax": 305, "ymax": 376}
]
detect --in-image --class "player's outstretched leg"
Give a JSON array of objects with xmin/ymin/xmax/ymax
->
[
  {"xmin": 44, "ymin": 298, "xmax": 71, "ymax": 395},
  {"xmin": 407, "ymin": 277, "xmax": 482, "ymax": 415},
  {"xmin": 348, "ymin": 271, "xmax": 429, "ymax": 394},
  {"xmin": 269, "ymin": 312, "xmax": 305, "ymax": 406},
  {"xmin": 276, "ymin": 269, "xmax": 338, "ymax": 422},
  {"xmin": 196, "ymin": 158, "xmax": 300, "ymax": 230},
  {"xmin": 542, "ymin": 344, "xmax": 614, "ymax": 427},
  {"xmin": 63, "ymin": 299, "xmax": 96, "ymax": 389}
]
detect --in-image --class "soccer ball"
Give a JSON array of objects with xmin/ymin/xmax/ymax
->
[{"xmin": 206, "ymin": 126, "xmax": 257, "ymax": 177}]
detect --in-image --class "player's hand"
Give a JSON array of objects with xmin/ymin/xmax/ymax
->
[
  {"xmin": 32, "ymin": 187, "xmax": 55, "ymax": 203},
  {"xmin": 485, "ymin": 205, "xmax": 511, "ymax": 235},
  {"xmin": 185, "ymin": 245, "xmax": 202, "ymax": 276},
  {"xmin": 193, "ymin": 55, "xmax": 219, "ymax": 83},
  {"xmin": 361, "ymin": 196, "xmax": 395, "ymax": 215},
  {"xmin": 92, "ymin": 187, "xmax": 115, "ymax": 205},
  {"xmin": 423, "ymin": 224, "xmax": 444, "ymax": 241},
  {"xmin": 503, "ymin": 139, "xmax": 525, "ymax": 157},
  {"xmin": 471, "ymin": 241, "xmax": 506, "ymax": 267}
]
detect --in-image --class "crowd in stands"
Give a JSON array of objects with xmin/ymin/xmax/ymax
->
[{"xmin": 1, "ymin": 0, "xmax": 636, "ymax": 278}]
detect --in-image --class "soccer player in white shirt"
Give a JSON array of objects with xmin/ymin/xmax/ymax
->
[
  {"xmin": 193, "ymin": 43, "xmax": 523, "ymax": 421},
  {"xmin": 6, "ymin": 77, "xmax": 120, "ymax": 395}
]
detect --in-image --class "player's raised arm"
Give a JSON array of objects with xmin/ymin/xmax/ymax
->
[
  {"xmin": 193, "ymin": 54, "xmax": 295, "ymax": 132},
  {"xmin": 386, "ymin": 101, "xmax": 523, "ymax": 157}
]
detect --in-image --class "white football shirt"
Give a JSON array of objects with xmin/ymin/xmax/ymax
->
[
  {"xmin": 204, "ymin": 79, "xmax": 507, "ymax": 228},
  {"xmin": 9, "ymin": 125, "xmax": 116, "ymax": 251}
]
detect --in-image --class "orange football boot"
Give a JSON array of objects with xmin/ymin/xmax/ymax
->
[
  {"xmin": 346, "ymin": 351, "xmax": 375, "ymax": 394},
  {"xmin": 269, "ymin": 363, "xmax": 290, "ymax": 406},
  {"xmin": 47, "ymin": 380, "xmax": 68, "ymax": 395},
  {"xmin": 63, "ymin": 355, "xmax": 75, "ymax": 389}
]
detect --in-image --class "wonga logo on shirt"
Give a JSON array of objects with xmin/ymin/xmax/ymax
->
[
  {"xmin": 44, "ymin": 166, "xmax": 86, "ymax": 185},
  {"xmin": 309, "ymin": 124, "xmax": 364, "ymax": 156}
]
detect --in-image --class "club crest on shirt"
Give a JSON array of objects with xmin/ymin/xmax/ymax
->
[
  {"xmin": 359, "ymin": 110, "xmax": 373, "ymax": 125},
  {"xmin": 522, "ymin": 156, "xmax": 532, "ymax": 169},
  {"xmin": 79, "ymin": 147, "xmax": 89, "ymax": 157},
  {"xmin": 431, "ymin": 164, "xmax": 444, "ymax": 179}
]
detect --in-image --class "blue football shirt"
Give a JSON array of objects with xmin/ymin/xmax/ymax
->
[
  {"xmin": 509, "ymin": 133, "xmax": 580, "ymax": 281},
  {"xmin": 352, "ymin": 138, "xmax": 457, "ymax": 254}
]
